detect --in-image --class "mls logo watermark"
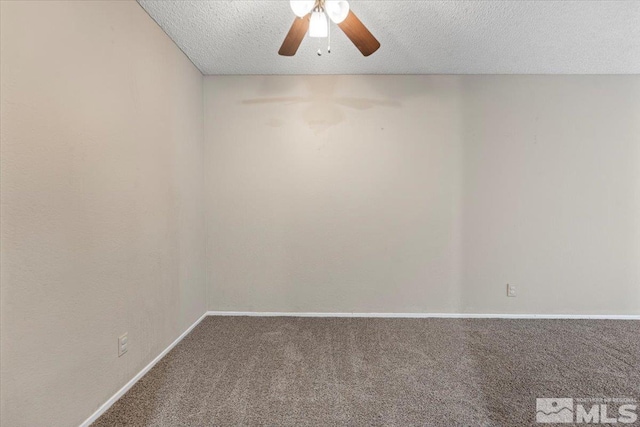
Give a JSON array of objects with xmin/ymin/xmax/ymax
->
[
  {"xmin": 536, "ymin": 397, "xmax": 638, "ymax": 424},
  {"xmin": 537, "ymin": 398, "xmax": 574, "ymax": 423}
]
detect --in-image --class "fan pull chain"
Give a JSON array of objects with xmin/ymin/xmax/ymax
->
[{"xmin": 328, "ymin": 19, "xmax": 331, "ymax": 53}]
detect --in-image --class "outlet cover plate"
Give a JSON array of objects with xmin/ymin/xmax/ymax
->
[{"xmin": 118, "ymin": 333, "xmax": 128, "ymax": 357}]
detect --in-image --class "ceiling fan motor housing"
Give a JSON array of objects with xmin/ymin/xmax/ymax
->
[{"xmin": 290, "ymin": 0, "xmax": 350, "ymax": 24}]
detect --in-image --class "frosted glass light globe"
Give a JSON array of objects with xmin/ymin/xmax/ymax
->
[
  {"xmin": 289, "ymin": 0, "xmax": 314, "ymax": 18},
  {"xmin": 309, "ymin": 11, "xmax": 328, "ymax": 37},
  {"xmin": 325, "ymin": 0, "xmax": 349, "ymax": 24}
]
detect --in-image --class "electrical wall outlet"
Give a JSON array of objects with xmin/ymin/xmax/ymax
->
[
  {"xmin": 118, "ymin": 333, "xmax": 128, "ymax": 357},
  {"xmin": 507, "ymin": 284, "xmax": 517, "ymax": 297}
]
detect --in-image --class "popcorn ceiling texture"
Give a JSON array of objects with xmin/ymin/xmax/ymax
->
[{"xmin": 137, "ymin": 0, "xmax": 640, "ymax": 75}]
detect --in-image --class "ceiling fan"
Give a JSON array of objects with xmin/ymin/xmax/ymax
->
[{"xmin": 279, "ymin": 0, "xmax": 380, "ymax": 57}]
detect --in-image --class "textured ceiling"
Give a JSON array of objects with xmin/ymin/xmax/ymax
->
[{"xmin": 137, "ymin": 1, "xmax": 640, "ymax": 75}]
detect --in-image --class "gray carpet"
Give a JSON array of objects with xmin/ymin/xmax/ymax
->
[{"xmin": 93, "ymin": 317, "xmax": 639, "ymax": 426}]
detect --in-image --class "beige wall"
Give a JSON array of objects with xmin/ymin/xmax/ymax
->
[
  {"xmin": 204, "ymin": 75, "xmax": 640, "ymax": 315},
  {"xmin": 2, "ymin": 3, "xmax": 640, "ymax": 424},
  {"xmin": 0, "ymin": 1, "xmax": 205, "ymax": 426}
]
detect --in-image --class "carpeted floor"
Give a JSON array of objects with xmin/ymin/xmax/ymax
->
[{"xmin": 93, "ymin": 317, "xmax": 639, "ymax": 426}]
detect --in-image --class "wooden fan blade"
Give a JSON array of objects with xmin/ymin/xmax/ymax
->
[
  {"xmin": 337, "ymin": 10, "xmax": 380, "ymax": 56},
  {"xmin": 278, "ymin": 14, "xmax": 310, "ymax": 56}
]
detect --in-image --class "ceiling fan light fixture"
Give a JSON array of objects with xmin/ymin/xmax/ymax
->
[
  {"xmin": 309, "ymin": 11, "xmax": 328, "ymax": 38},
  {"xmin": 279, "ymin": 0, "xmax": 380, "ymax": 57},
  {"xmin": 289, "ymin": 0, "xmax": 314, "ymax": 18},
  {"xmin": 325, "ymin": 0, "xmax": 350, "ymax": 24}
]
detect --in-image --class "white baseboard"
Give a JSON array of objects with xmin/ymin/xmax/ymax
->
[
  {"xmin": 206, "ymin": 311, "xmax": 640, "ymax": 320},
  {"xmin": 79, "ymin": 311, "xmax": 208, "ymax": 427}
]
